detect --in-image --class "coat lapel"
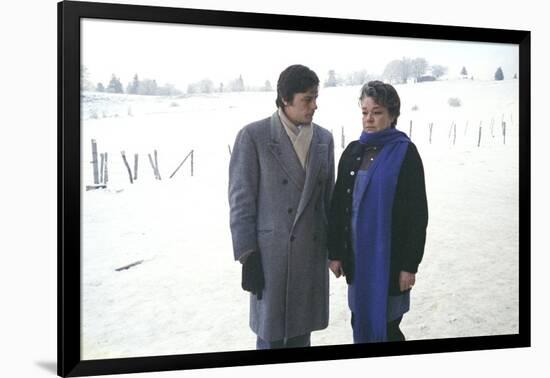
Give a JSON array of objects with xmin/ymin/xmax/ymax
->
[
  {"xmin": 268, "ymin": 112, "xmax": 306, "ymax": 191},
  {"xmin": 293, "ymin": 126, "xmax": 327, "ymax": 227}
]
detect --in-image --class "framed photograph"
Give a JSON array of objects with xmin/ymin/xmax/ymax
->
[{"xmin": 58, "ymin": 0, "xmax": 530, "ymax": 376}]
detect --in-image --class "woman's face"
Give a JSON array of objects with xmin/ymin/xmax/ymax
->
[{"xmin": 361, "ymin": 96, "xmax": 395, "ymax": 133}]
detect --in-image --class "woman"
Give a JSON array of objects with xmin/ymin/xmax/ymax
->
[{"xmin": 327, "ymin": 81, "xmax": 428, "ymax": 343}]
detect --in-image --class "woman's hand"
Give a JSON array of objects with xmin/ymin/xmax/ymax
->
[
  {"xmin": 399, "ymin": 271, "xmax": 416, "ymax": 292},
  {"xmin": 329, "ymin": 260, "xmax": 345, "ymax": 278}
]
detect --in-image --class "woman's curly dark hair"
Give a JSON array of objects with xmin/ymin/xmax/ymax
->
[{"xmin": 359, "ymin": 81, "xmax": 401, "ymax": 128}]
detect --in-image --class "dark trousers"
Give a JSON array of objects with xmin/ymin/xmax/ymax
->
[
  {"xmin": 387, "ymin": 317, "xmax": 406, "ymax": 342},
  {"xmin": 256, "ymin": 333, "xmax": 311, "ymax": 350},
  {"xmin": 351, "ymin": 313, "xmax": 406, "ymax": 342}
]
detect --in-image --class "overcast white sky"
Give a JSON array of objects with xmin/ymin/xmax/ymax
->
[{"xmin": 81, "ymin": 18, "xmax": 519, "ymax": 91}]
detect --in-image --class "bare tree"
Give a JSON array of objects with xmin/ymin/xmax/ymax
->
[
  {"xmin": 411, "ymin": 58, "xmax": 429, "ymax": 81},
  {"xmin": 431, "ymin": 65, "xmax": 448, "ymax": 79},
  {"xmin": 383, "ymin": 60, "xmax": 404, "ymax": 84},
  {"xmin": 324, "ymin": 70, "xmax": 338, "ymax": 87}
]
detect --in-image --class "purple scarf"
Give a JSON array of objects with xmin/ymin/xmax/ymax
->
[{"xmin": 350, "ymin": 128, "xmax": 410, "ymax": 343}]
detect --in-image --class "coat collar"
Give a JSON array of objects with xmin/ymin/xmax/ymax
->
[
  {"xmin": 267, "ymin": 112, "xmax": 328, "ymax": 228},
  {"xmin": 269, "ymin": 112, "xmax": 307, "ymax": 190}
]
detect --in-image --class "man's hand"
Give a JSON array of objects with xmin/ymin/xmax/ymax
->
[
  {"xmin": 399, "ymin": 271, "xmax": 416, "ymax": 292},
  {"xmin": 329, "ymin": 260, "xmax": 345, "ymax": 278}
]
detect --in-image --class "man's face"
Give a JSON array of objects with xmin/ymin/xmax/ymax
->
[{"xmin": 282, "ymin": 87, "xmax": 318, "ymax": 125}]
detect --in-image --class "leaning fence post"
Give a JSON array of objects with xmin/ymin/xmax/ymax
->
[
  {"xmin": 453, "ymin": 122, "xmax": 457, "ymax": 146},
  {"xmin": 104, "ymin": 153, "xmax": 109, "ymax": 185},
  {"xmin": 429, "ymin": 123, "xmax": 433, "ymax": 144},
  {"xmin": 341, "ymin": 126, "xmax": 345, "ymax": 148},
  {"xmin": 121, "ymin": 151, "xmax": 133, "ymax": 184},
  {"xmin": 477, "ymin": 122, "xmax": 483, "ymax": 147},
  {"xmin": 170, "ymin": 150, "xmax": 193, "ymax": 179},
  {"xmin": 154, "ymin": 150, "xmax": 161, "ymax": 180},
  {"xmin": 502, "ymin": 121, "xmax": 507, "ymax": 145},
  {"xmin": 409, "ymin": 120, "xmax": 413, "ymax": 140},
  {"xmin": 133, "ymin": 154, "xmax": 139, "ymax": 181},
  {"xmin": 91, "ymin": 139, "xmax": 99, "ymax": 184},
  {"xmin": 99, "ymin": 153, "xmax": 105, "ymax": 184},
  {"xmin": 148, "ymin": 153, "xmax": 156, "ymax": 179},
  {"xmin": 191, "ymin": 150, "xmax": 194, "ymax": 177}
]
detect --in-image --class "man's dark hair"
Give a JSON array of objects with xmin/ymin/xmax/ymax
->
[
  {"xmin": 359, "ymin": 80, "xmax": 401, "ymax": 128},
  {"xmin": 276, "ymin": 65, "xmax": 319, "ymax": 108}
]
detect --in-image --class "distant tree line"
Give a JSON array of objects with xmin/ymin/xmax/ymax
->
[
  {"xmin": 324, "ymin": 59, "xmax": 512, "ymax": 88},
  {"xmin": 324, "ymin": 58, "xmax": 448, "ymax": 88},
  {"xmin": 81, "ymin": 67, "xmax": 183, "ymax": 96},
  {"xmin": 93, "ymin": 74, "xmax": 183, "ymax": 96},
  {"xmin": 186, "ymin": 75, "xmax": 274, "ymax": 94},
  {"xmin": 83, "ymin": 68, "xmax": 272, "ymax": 96},
  {"xmin": 82, "ymin": 61, "xmax": 513, "ymax": 98}
]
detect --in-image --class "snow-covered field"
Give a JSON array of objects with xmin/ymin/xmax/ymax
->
[{"xmin": 80, "ymin": 79, "xmax": 519, "ymax": 359}]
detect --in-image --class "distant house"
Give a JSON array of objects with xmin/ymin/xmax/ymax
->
[{"xmin": 417, "ymin": 75, "xmax": 436, "ymax": 83}]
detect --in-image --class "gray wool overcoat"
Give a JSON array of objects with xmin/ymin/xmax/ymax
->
[{"xmin": 228, "ymin": 112, "xmax": 335, "ymax": 342}]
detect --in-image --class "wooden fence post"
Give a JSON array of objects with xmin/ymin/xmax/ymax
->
[
  {"xmin": 104, "ymin": 153, "xmax": 109, "ymax": 185},
  {"xmin": 491, "ymin": 118, "xmax": 495, "ymax": 138},
  {"xmin": 147, "ymin": 152, "xmax": 161, "ymax": 180},
  {"xmin": 99, "ymin": 153, "xmax": 105, "ymax": 184},
  {"xmin": 148, "ymin": 153, "xmax": 156, "ymax": 179},
  {"xmin": 341, "ymin": 126, "xmax": 345, "ymax": 148},
  {"xmin": 464, "ymin": 121, "xmax": 469, "ymax": 136},
  {"xmin": 121, "ymin": 151, "xmax": 133, "ymax": 184},
  {"xmin": 453, "ymin": 122, "xmax": 457, "ymax": 145},
  {"xmin": 429, "ymin": 123, "xmax": 433, "ymax": 144},
  {"xmin": 133, "ymin": 154, "xmax": 138, "ymax": 181},
  {"xmin": 91, "ymin": 139, "xmax": 99, "ymax": 184},
  {"xmin": 502, "ymin": 121, "xmax": 507, "ymax": 145},
  {"xmin": 409, "ymin": 120, "xmax": 413, "ymax": 140},
  {"xmin": 191, "ymin": 150, "xmax": 194, "ymax": 177},
  {"xmin": 154, "ymin": 150, "xmax": 161, "ymax": 180},
  {"xmin": 170, "ymin": 150, "xmax": 193, "ymax": 179},
  {"xmin": 477, "ymin": 122, "xmax": 483, "ymax": 147}
]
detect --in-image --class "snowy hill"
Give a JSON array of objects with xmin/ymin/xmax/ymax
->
[{"xmin": 80, "ymin": 79, "xmax": 520, "ymax": 359}]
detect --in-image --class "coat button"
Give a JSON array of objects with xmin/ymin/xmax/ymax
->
[
  {"xmin": 345, "ymin": 208, "xmax": 350, "ymax": 214},
  {"xmin": 288, "ymin": 208, "xmax": 293, "ymax": 214},
  {"xmin": 356, "ymin": 157, "xmax": 361, "ymax": 161},
  {"xmin": 370, "ymin": 157, "xmax": 374, "ymax": 161},
  {"xmin": 282, "ymin": 179, "xmax": 288, "ymax": 185},
  {"xmin": 290, "ymin": 235, "xmax": 296, "ymax": 242},
  {"xmin": 350, "ymin": 171, "xmax": 355, "ymax": 176},
  {"xmin": 346, "ymin": 188, "xmax": 351, "ymax": 194}
]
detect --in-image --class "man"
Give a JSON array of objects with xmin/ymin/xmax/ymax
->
[{"xmin": 228, "ymin": 64, "xmax": 335, "ymax": 349}]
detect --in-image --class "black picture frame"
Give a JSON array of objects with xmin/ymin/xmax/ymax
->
[{"xmin": 58, "ymin": 1, "xmax": 531, "ymax": 376}]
